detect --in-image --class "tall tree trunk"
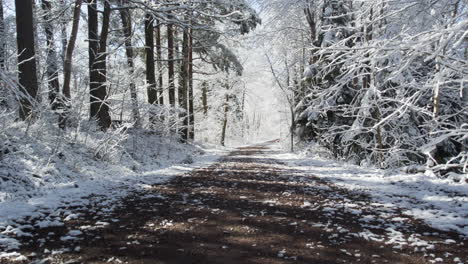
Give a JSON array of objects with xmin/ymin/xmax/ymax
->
[
  {"xmin": 88, "ymin": 0, "xmax": 99, "ymax": 124},
  {"xmin": 60, "ymin": 0, "xmax": 67, "ymax": 62},
  {"xmin": 88, "ymin": 0, "xmax": 111, "ymax": 130},
  {"xmin": 145, "ymin": 13, "xmax": 157, "ymax": 125},
  {"xmin": 96, "ymin": 0, "xmax": 111, "ymax": 129},
  {"xmin": 63, "ymin": 0, "xmax": 82, "ymax": 99},
  {"xmin": 290, "ymin": 104, "xmax": 295, "ymax": 152},
  {"xmin": 220, "ymin": 76, "xmax": 230, "ymax": 147},
  {"xmin": 167, "ymin": 16, "xmax": 175, "ymax": 106},
  {"xmin": 178, "ymin": 27, "xmax": 189, "ymax": 142},
  {"xmin": 201, "ymin": 81, "xmax": 208, "ymax": 116},
  {"xmin": 60, "ymin": 0, "xmax": 82, "ymax": 129},
  {"xmin": 433, "ymin": 62, "xmax": 441, "ymax": 118},
  {"xmin": 32, "ymin": 0, "xmax": 42, "ymax": 99},
  {"xmin": 119, "ymin": 1, "xmax": 141, "ymax": 127},
  {"xmin": 155, "ymin": 18, "xmax": 164, "ymax": 105},
  {"xmin": 41, "ymin": 0, "xmax": 61, "ymax": 110},
  {"xmin": 145, "ymin": 13, "xmax": 156, "ymax": 105},
  {"xmin": 15, "ymin": 0, "xmax": 39, "ymax": 120},
  {"xmin": 0, "ymin": 0, "xmax": 5, "ymax": 108},
  {"xmin": 188, "ymin": 27, "xmax": 194, "ymax": 140},
  {"xmin": 220, "ymin": 93, "xmax": 229, "ymax": 147},
  {"xmin": 0, "ymin": 0, "xmax": 5, "ymax": 70}
]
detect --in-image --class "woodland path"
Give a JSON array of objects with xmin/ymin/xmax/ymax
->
[{"xmin": 6, "ymin": 142, "xmax": 468, "ymax": 263}]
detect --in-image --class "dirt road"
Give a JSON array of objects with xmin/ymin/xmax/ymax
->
[{"xmin": 5, "ymin": 143, "xmax": 467, "ymax": 263}]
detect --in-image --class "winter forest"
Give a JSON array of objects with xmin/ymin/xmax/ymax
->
[{"xmin": 0, "ymin": 0, "xmax": 467, "ymax": 263}]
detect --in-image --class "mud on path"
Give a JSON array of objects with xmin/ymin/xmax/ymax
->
[{"xmin": 5, "ymin": 143, "xmax": 468, "ymax": 263}]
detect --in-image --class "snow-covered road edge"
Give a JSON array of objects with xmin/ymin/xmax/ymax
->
[
  {"xmin": 0, "ymin": 144, "xmax": 228, "ymax": 253},
  {"xmin": 267, "ymin": 143, "xmax": 468, "ymax": 237}
]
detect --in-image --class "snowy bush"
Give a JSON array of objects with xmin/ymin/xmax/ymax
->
[{"xmin": 291, "ymin": 0, "xmax": 467, "ymax": 174}]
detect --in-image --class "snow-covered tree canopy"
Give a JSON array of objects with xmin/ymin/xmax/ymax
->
[{"xmin": 255, "ymin": 0, "xmax": 467, "ymax": 173}]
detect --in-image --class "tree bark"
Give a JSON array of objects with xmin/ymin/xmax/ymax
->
[
  {"xmin": 155, "ymin": 18, "xmax": 164, "ymax": 105},
  {"xmin": 290, "ymin": 105, "xmax": 295, "ymax": 152},
  {"xmin": 119, "ymin": 1, "xmax": 141, "ymax": 127},
  {"xmin": 63, "ymin": 0, "xmax": 82, "ymax": 100},
  {"xmin": 60, "ymin": 0, "xmax": 67, "ymax": 63},
  {"xmin": 201, "ymin": 81, "xmax": 208, "ymax": 116},
  {"xmin": 88, "ymin": 0, "xmax": 111, "ymax": 130},
  {"xmin": 15, "ymin": 0, "xmax": 39, "ymax": 120},
  {"xmin": 145, "ymin": 13, "xmax": 157, "ymax": 106},
  {"xmin": 178, "ymin": 27, "xmax": 189, "ymax": 142},
  {"xmin": 88, "ymin": 0, "xmax": 99, "ymax": 123},
  {"xmin": 31, "ymin": 0, "xmax": 42, "ymax": 95},
  {"xmin": 167, "ymin": 15, "xmax": 175, "ymax": 106},
  {"xmin": 60, "ymin": 0, "xmax": 83, "ymax": 129},
  {"xmin": 42, "ymin": 0, "xmax": 61, "ymax": 115},
  {"xmin": 0, "ymin": 0, "xmax": 5, "ymax": 70},
  {"xmin": 188, "ymin": 27, "xmax": 194, "ymax": 140},
  {"xmin": 220, "ymin": 93, "xmax": 229, "ymax": 147},
  {"xmin": 0, "ymin": 0, "xmax": 5, "ymax": 108},
  {"xmin": 144, "ymin": 12, "xmax": 158, "ymax": 126}
]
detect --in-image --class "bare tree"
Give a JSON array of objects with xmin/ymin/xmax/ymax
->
[
  {"xmin": 60, "ymin": 0, "xmax": 82, "ymax": 129},
  {"xmin": 119, "ymin": 0, "xmax": 141, "ymax": 127},
  {"xmin": 155, "ymin": 18, "xmax": 164, "ymax": 105},
  {"xmin": 220, "ymin": 91, "xmax": 229, "ymax": 147},
  {"xmin": 167, "ymin": 13, "xmax": 175, "ymax": 106},
  {"xmin": 201, "ymin": 81, "xmax": 208, "ymax": 116},
  {"xmin": 88, "ymin": 0, "xmax": 111, "ymax": 130},
  {"xmin": 0, "ymin": 0, "xmax": 5, "ymax": 70},
  {"xmin": 265, "ymin": 52, "xmax": 295, "ymax": 152},
  {"xmin": 15, "ymin": 0, "xmax": 39, "ymax": 120},
  {"xmin": 62, "ymin": 0, "xmax": 82, "ymax": 100},
  {"xmin": 178, "ymin": 26, "xmax": 189, "ymax": 142},
  {"xmin": 41, "ymin": 0, "xmax": 60, "ymax": 109},
  {"xmin": 145, "ymin": 13, "xmax": 157, "ymax": 113},
  {"xmin": 188, "ymin": 27, "xmax": 194, "ymax": 140}
]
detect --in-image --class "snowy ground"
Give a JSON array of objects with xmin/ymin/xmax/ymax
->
[
  {"xmin": 0, "ymin": 123, "xmax": 228, "ymax": 255},
  {"xmin": 268, "ymin": 143, "xmax": 468, "ymax": 237},
  {"xmin": 1, "ymin": 139, "xmax": 466, "ymax": 263}
]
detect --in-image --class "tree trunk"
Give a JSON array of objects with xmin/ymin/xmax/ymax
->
[
  {"xmin": 188, "ymin": 27, "xmax": 194, "ymax": 140},
  {"xmin": 0, "ymin": 0, "xmax": 5, "ymax": 70},
  {"xmin": 178, "ymin": 27, "xmax": 189, "ymax": 142},
  {"xmin": 201, "ymin": 81, "xmax": 208, "ymax": 116},
  {"xmin": 58, "ymin": 0, "xmax": 82, "ymax": 129},
  {"xmin": 433, "ymin": 62, "xmax": 441, "ymax": 118},
  {"xmin": 60, "ymin": 0, "xmax": 67, "ymax": 62},
  {"xmin": 41, "ymin": 0, "xmax": 61, "ymax": 111},
  {"xmin": 145, "ymin": 13, "xmax": 157, "ymax": 106},
  {"xmin": 155, "ymin": 18, "xmax": 164, "ymax": 105},
  {"xmin": 220, "ymin": 93, "xmax": 229, "ymax": 147},
  {"xmin": 119, "ymin": 1, "xmax": 141, "ymax": 127},
  {"xmin": 241, "ymin": 88, "xmax": 246, "ymax": 139},
  {"xmin": 167, "ymin": 16, "xmax": 175, "ymax": 106},
  {"xmin": 0, "ymin": 0, "xmax": 5, "ymax": 108},
  {"xmin": 15, "ymin": 0, "xmax": 39, "ymax": 120},
  {"xmin": 31, "ymin": 0, "xmax": 42, "ymax": 97},
  {"xmin": 88, "ymin": 0, "xmax": 99, "ymax": 124},
  {"xmin": 145, "ymin": 13, "xmax": 158, "ymax": 126},
  {"xmin": 290, "ymin": 105, "xmax": 295, "ymax": 152},
  {"xmin": 63, "ymin": 0, "xmax": 82, "ymax": 100},
  {"xmin": 88, "ymin": 0, "xmax": 111, "ymax": 130}
]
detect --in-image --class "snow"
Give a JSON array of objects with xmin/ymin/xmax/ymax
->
[
  {"xmin": 1, "ymin": 133, "xmax": 467, "ymax": 261},
  {"xmin": 268, "ymin": 142, "xmax": 468, "ymax": 237},
  {"xmin": 0, "ymin": 123, "xmax": 226, "ymax": 253}
]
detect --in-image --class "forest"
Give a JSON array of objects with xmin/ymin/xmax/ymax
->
[{"xmin": 0, "ymin": 0, "xmax": 467, "ymax": 263}]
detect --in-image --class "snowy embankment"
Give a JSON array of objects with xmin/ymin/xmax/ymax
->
[
  {"xmin": 0, "ymin": 122, "xmax": 227, "ymax": 253},
  {"xmin": 270, "ymin": 143, "xmax": 468, "ymax": 237}
]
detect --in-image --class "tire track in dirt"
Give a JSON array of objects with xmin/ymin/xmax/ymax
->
[{"xmin": 4, "ymin": 142, "xmax": 467, "ymax": 263}]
